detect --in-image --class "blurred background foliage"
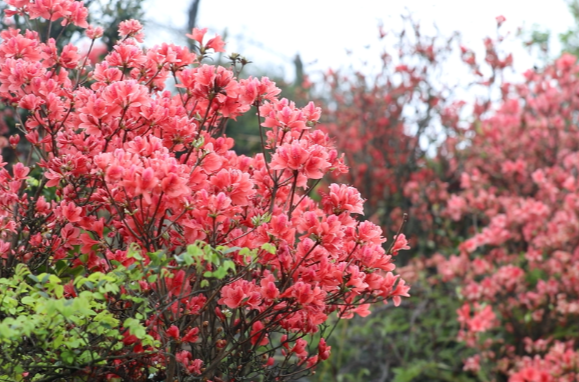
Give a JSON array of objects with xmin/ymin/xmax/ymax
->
[{"xmin": 520, "ymin": 0, "xmax": 579, "ymax": 61}]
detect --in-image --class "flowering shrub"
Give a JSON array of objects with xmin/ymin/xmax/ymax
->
[
  {"xmin": 436, "ymin": 52, "xmax": 579, "ymax": 380},
  {"xmin": 313, "ymin": 14, "xmax": 579, "ymax": 382},
  {"xmin": 0, "ymin": 1, "xmax": 411, "ymax": 381}
]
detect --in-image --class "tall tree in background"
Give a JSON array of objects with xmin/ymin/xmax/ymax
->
[{"xmin": 187, "ymin": 0, "xmax": 201, "ymax": 49}]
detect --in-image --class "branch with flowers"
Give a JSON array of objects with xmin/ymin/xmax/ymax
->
[{"xmin": 0, "ymin": 1, "xmax": 410, "ymax": 381}]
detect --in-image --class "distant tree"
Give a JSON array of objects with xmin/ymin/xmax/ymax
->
[
  {"xmin": 521, "ymin": 0, "xmax": 579, "ymax": 62},
  {"xmin": 559, "ymin": 0, "xmax": 579, "ymax": 56}
]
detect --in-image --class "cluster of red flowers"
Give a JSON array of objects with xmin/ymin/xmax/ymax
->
[{"xmin": 0, "ymin": 1, "xmax": 409, "ymax": 380}]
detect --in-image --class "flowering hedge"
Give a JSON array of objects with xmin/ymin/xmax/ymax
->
[{"xmin": 0, "ymin": 1, "xmax": 410, "ymax": 381}]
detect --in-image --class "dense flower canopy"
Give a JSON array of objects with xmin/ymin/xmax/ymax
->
[{"xmin": 0, "ymin": 1, "xmax": 409, "ymax": 381}]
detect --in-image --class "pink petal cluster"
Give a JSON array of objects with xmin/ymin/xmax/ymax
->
[{"xmin": 0, "ymin": 5, "xmax": 410, "ymax": 380}]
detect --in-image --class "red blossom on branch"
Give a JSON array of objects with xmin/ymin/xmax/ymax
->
[{"xmin": 0, "ymin": 1, "xmax": 410, "ymax": 380}]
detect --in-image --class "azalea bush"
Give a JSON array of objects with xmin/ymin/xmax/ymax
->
[
  {"xmin": 0, "ymin": 1, "xmax": 411, "ymax": 381},
  {"xmin": 317, "ymin": 16, "xmax": 513, "ymax": 252},
  {"xmin": 437, "ymin": 52, "xmax": 579, "ymax": 381},
  {"xmin": 315, "ymin": 14, "xmax": 579, "ymax": 382}
]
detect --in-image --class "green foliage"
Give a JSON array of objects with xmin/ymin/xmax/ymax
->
[
  {"xmin": 0, "ymin": 240, "xmax": 273, "ymax": 381},
  {"xmin": 519, "ymin": 24, "xmax": 552, "ymax": 63},
  {"xmin": 521, "ymin": 0, "xmax": 579, "ymax": 61},
  {"xmin": 0, "ymin": 263, "xmax": 157, "ymax": 381},
  {"xmin": 560, "ymin": 0, "xmax": 579, "ymax": 57}
]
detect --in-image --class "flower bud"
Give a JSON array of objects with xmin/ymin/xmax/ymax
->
[
  {"xmin": 86, "ymin": 25, "xmax": 104, "ymax": 40},
  {"xmin": 9, "ymin": 135, "xmax": 19, "ymax": 149}
]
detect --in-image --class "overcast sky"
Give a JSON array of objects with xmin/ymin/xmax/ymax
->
[{"xmin": 145, "ymin": 0, "xmax": 575, "ymax": 80}]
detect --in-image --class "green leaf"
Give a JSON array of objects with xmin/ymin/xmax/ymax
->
[
  {"xmin": 223, "ymin": 260, "xmax": 236, "ymax": 272},
  {"xmin": 26, "ymin": 176, "xmax": 39, "ymax": 187},
  {"xmin": 261, "ymin": 243, "xmax": 276, "ymax": 254},
  {"xmin": 70, "ymin": 266, "xmax": 86, "ymax": 278},
  {"xmin": 148, "ymin": 250, "xmax": 167, "ymax": 266},
  {"xmin": 178, "ymin": 251, "xmax": 194, "ymax": 266},
  {"xmin": 55, "ymin": 260, "xmax": 68, "ymax": 275},
  {"xmin": 27, "ymin": 274, "xmax": 39, "ymax": 283},
  {"xmin": 207, "ymin": 250, "xmax": 220, "ymax": 266},
  {"xmin": 147, "ymin": 274, "xmax": 158, "ymax": 283},
  {"xmin": 54, "ymin": 285, "xmax": 64, "ymax": 299},
  {"xmin": 187, "ymin": 244, "xmax": 204, "ymax": 260},
  {"xmin": 220, "ymin": 246, "xmax": 242, "ymax": 254},
  {"xmin": 21, "ymin": 296, "xmax": 36, "ymax": 306},
  {"xmin": 124, "ymin": 318, "xmax": 147, "ymax": 339},
  {"xmin": 127, "ymin": 243, "xmax": 143, "ymax": 261},
  {"xmin": 212, "ymin": 267, "xmax": 227, "ymax": 279},
  {"xmin": 61, "ymin": 350, "xmax": 75, "ymax": 365}
]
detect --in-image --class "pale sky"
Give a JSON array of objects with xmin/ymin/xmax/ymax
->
[{"xmin": 145, "ymin": 0, "xmax": 575, "ymax": 81}]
